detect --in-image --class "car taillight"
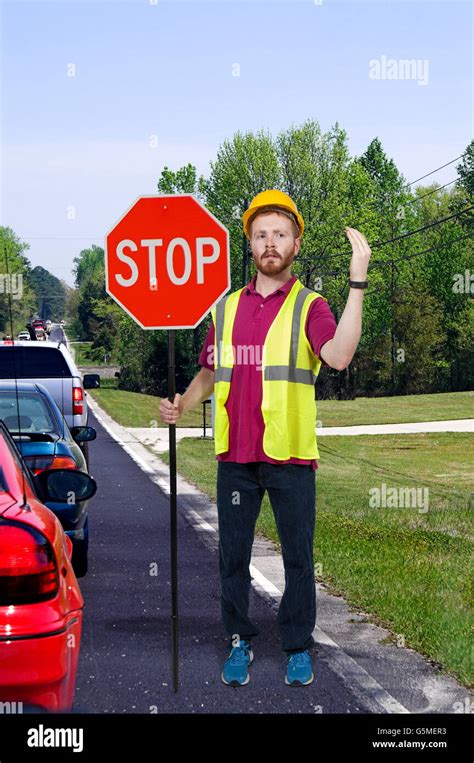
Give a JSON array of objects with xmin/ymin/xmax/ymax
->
[
  {"xmin": 0, "ymin": 520, "xmax": 59, "ymax": 605},
  {"xmin": 73, "ymin": 386, "xmax": 83, "ymax": 415},
  {"xmin": 23, "ymin": 455, "xmax": 77, "ymax": 475}
]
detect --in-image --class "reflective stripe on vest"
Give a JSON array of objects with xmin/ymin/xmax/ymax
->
[{"xmin": 211, "ymin": 279, "xmax": 326, "ymax": 460}]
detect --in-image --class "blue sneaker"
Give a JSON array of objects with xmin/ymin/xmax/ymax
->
[
  {"xmin": 221, "ymin": 640, "xmax": 254, "ymax": 686},
  {"xmin": 285, "ymin": 650, "xmax": 314, "ymax": 686}
]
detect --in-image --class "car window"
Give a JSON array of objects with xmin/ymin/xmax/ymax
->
[
  {"xmin": 0, "ymin": 425, "xmax": 36, "ymax": 493},
  {"xmin": 0, "ymin": 391, "xmax": 58, "ymax": 433},
  {"xmin": 0, "ymin": 347, "xmax": 72, "ymax": 378},
  {"xmin": 48, "ymin": 328, "xmax": 65, "ymax": 342}
]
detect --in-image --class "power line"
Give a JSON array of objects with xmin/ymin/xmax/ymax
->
[
  {"xmin": 303, "ymin": 153, "xmax": 467, "ymax": 250},
  {"xmin": 360, "ymin": 229, "xmax": 474, "ymax": 297},
  {"xmin": 372, "ymin": 205, "xmax": 474, "ymax": 248},
  {"xmin": 402, "ymin": 178, "xmax": 457, "ymax": 205},
  {"xmin": 407, "ymin": 152, "xmax": 467, "ymax": 186},
  {"xmin": 17, "ymin": 236, "xmax": 103, "ymax": 241},
  {"xmin": 317, "ymin": 233, "xmax": 474, "ymax": 286},
  {"xmin": 310, "ymin": 204, "xmax": 474, "ymax": 265},
  {"xmin": 369, "ymin": 228, "xmax": 474, "ymax": 270},
  {"xmin": 19, "ymin": 156, "xmax": 468, "ymax": 250}
]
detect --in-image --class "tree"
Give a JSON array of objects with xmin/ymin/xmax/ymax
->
[
  {"xmin": 71, "ymin": 245, "xmax": 109, "ymax": 341},
  {"xmin": 71, "ymin": 127, "xmax": 473, "ymax": 398},
  {"xmin": 202, "ymin": 129, "xmax": 281, "ymax": 288},
  {"xmin": 157, "ymin": 163, "xmax": 204, "ymax": 197},
  {"xmin": 392, "ymin": 291, "xmax": 447, "ymax": 394},
  {"xmin": 451, "ymin": 140, "xmax": 474, "ymax": 229},
  {"xmin": 73, "ymin": 245, "xmax": 105, "ymax": 288},
  {"xmin": 0, "ymin": 227, "xmax": 37, "ymax": 336},
  {"xmin": 28, "ymin": 266, "xmax": 66, "ymax": 321}
]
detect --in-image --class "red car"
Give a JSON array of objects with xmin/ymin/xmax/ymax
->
[{"xmin": 0, "ymin": 420, "xmax": 96, "ymax": 711}]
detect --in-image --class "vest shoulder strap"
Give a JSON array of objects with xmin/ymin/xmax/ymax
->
[
  {"xmin": 296, "ymin": 283, "xmax": 327, "ymax": 304},
  {"xmin": 212, "ymin": 287, "xmax": 245, "ymax": 373},
  {"xmin": 211, "ymin": 287, "xmax": 244, "ymax": 326}
]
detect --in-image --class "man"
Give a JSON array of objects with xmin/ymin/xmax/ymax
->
[{"xmin": 159, "ymin": 190, "xmax": 372, "ymax": 687}]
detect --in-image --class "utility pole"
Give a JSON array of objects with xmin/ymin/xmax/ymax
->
[
  {"xmin": 242, "ymin": 198, "xmax": 249, "ymax": 287},
  {"xmin": 390, "ymin": 201, "xmax": 398, "ymax": 394}
]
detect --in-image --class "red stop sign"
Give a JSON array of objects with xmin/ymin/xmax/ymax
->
[{"xmin": 105, "ymin": 195, "xmax": 230, "ymax": 329}]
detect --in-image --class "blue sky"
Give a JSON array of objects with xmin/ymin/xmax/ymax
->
[{"xmin": 1, "ymin": 0, "xmax": 472, "ymax": 286}]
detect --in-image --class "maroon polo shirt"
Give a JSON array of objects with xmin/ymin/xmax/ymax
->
[{"xmin": 198, "ymin": 273, "xmax": 337, "ymax": 470}]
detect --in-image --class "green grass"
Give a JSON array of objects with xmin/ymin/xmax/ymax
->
[
  {"xmin": 87, "ymin": 388, "xmax": 472, "ymax": 429},
  {"xmin": 93, "ymin": 377, "xmax": 118, "ymax": 389},
  {"xmin": 70, "ymin": 342, "xmax": 120, "ymax": 366},
  {"xmin": 315, "ymin": 391, "xmax": 472, "ymax": 426},
  {"xmin": 69, "ymin": 342, "xmax": 94, "ymax": 365},
  {"xmin": 160, "ymin": 433, "xmax": 473, "ymax": 687},
  {"xmin": 89, "ymin": 387, "xmax": 208, "ymax": 427}
]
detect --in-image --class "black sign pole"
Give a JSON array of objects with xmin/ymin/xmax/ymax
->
[{"xmin": 167, "ymin": 328, "xmax": 179, "ymax": 692}]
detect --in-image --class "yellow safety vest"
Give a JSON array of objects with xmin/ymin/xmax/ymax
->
[{"xmin": 210, "ymin": 278, "xmax": 326, "ymax": 460}]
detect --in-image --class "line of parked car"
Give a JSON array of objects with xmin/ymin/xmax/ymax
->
[{"xmin": 0, "ymin": 323, "xmax": 102, "ymax": 712}]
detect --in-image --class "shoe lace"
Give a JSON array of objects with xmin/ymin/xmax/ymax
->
[
  {"xmin": 228, "ymin": 643, "xmax": 250, "ymax": 665},
  {"xmin": 289, "ymin": 651, "xmax": 310, "ymax": 667}
]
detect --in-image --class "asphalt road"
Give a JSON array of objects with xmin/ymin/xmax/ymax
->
[{"xmin": 73, "ymin": 410, "xmax": 362, "ymax": 714}]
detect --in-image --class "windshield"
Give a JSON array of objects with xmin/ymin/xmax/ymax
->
[
  {"xmin": 0, "ymin": 424, "xmax": 37, "ymax": 494},
  {"xmin": 0, "ymin": 467, "xmax": 6, "ymax": 492},
  {"xmin": 0, "ymin": 391, "xmax": 58, "ymax": 434}
]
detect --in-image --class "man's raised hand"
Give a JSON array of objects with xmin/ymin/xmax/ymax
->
[{"xmin": 345, "ymin": 227, "xmax": 372, "ymax": 281}]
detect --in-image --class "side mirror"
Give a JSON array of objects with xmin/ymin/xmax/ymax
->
[
  {"xmin": 83, "ymin": 373, "xmax": 100, "ymax": 389},
  {"xmin": 71, "ymin": 426, "xmax": 97, "ymax": 443},
  {"xmin": 35, "ymin": 469, "xmax": 97, "ymax": 504}
]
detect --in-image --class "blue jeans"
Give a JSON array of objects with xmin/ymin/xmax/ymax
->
[{"xmin": 216, "ymin": 461, "xmax": 317, "ymax": 654}]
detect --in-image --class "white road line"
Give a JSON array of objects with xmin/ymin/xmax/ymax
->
[
  {"xmin": 249, "ymin": 564, "xmax": 284, "ymax": 598},
  {"xmin": 88, "ymin": 395, "xmax": 411, "ymax": 714},
  {"xmin": 313, "ymin": 627, "xmax": 410, "ymax": 714}
]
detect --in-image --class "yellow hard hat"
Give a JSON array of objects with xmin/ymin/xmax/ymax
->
[{"xmin": 242, "ymin": 190, "xmax": 304, "ymax": 240}]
